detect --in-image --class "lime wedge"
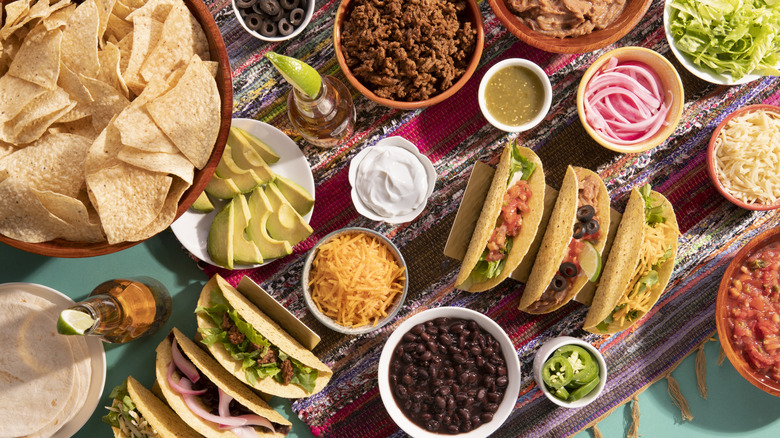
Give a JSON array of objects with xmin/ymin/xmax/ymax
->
[
  {"xmin": 265, "ymin": 51, "xmax": 322, "ymax": 99},
  {"xmin": 57, "ymin": 309, "xmax": 95, "ymax": 336},
  {"xmin": 579, "ymin": 241, "xmax": 602, "ymax": 282}
]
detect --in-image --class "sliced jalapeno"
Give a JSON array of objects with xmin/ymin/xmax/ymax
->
[
  {"xmin": 555, "ymin": 345, "xmax": 597, "ymax": 384},
  {"xmin": 542, "ymin": 355, "xmax": 574, "ymax": 389},
  {"xmin": 568, "ymin": 375, "xmax": 600, "ymax": 401},
  {"xmin": 553, "ymin": 386, "xmax": 570, "ymax": 401}
]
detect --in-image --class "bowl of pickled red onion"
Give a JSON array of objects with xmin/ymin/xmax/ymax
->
[{"xmin": 577, "ymin": 47, "xmax": 684, "ymax": 154}]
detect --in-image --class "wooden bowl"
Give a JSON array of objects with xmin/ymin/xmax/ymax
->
[
  {"xmin": 707, "ymin": 104, "xmax": 780, "ymax": 211},
  {"xmin": 0, "ymin": 0, "xmax": 232, "ymax": 257},
  {"xmin": 487, "ymin": 0, "xmax": 652, "ymax": 54},
  {"xmin": 716, "ymin": 226, "xmax": 780, "ymax": 397},
  {"xmin": 333, "ymin": 0, "xmax": 484, "ymax": 110}
]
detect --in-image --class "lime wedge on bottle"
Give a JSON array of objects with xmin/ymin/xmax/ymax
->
[
  {"xmin": 57, "ymin": 309, "xmax": 95, "ymax": 336},
  {"xmin": 579, "ymin": 241, "xmax": 602, "ymax": 282},
  {"xmin": 265, "ymin": 51, "xmax": 322, "ymax": 99}
]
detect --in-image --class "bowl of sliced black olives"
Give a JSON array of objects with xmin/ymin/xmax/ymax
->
[
  {"xmin": 232, "ymin": 0, "xmax": 314, "ymax": 41},
  {"xmin": 378, "ymin": 307, "xmax": 521, "ymax": 437}
]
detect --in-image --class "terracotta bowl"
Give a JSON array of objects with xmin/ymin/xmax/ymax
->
[
  {"xmin": 333, "ymin": 0, "xmax": 484, "ymax": 110},
  {"xmin": 707, "ymin": 104, "xmax": 780, "ymax": 211},
  {"xmin": 576, "ymin": 46, "xmax": 684, "ymax": 153},
  {"xmin": 716, "ymin": 226, "xmax": 780, "ymax": 397},
  {"xmin": 487, "ymin": 0, "xmax": 652, "ymax": 54},
  {"xmin": 0, "ymin": 0, "xmax": 232, "ymax": 257}
]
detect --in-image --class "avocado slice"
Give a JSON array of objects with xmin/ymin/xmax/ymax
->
[
  {"xmin": 230, "ymin": 126, "xmax": 280, "ymax": 164},
  {"xmin": 232, "ymin": 195, "xmax": 263, "ymax": 265},
  {"xmin": 264, "ymin": 182, "xmax": 313, "ymax": 246},
  {"xmin": 246, "ymin": 187, "xmax": 293, "ymax": 260},
  {"xmin": 207, "ymin": 200, "xmax": 234, "ymax": 269},
  {"xmin": 215, "ymin": 145, "xmax": 264, "ymax": 194},
  {"xmin": 205, "ymin": 173, "xmax": 241, "ymax": 199},
  {"xmin": 189, "ymin": 191, "xmax": 214, "ymax": 213},
  {"xmin": 274, "ymin": 174, "xmax": 314, "ymax": 217}
]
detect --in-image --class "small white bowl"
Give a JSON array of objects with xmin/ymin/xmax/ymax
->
[
  {"xmin": 348, "ymin": 136, "xmax": 437, "ymax": 224},
  {"xmin": 478, "ymin": 58, "xmax": 552, "ymax": 132},
  {"xmin": 378, "ymin": 307, "xmax": 521, "ymax": 438},
  {"xmin": 532, "ymin": 336, "xmax": 607, "ymax": 408},
  {"xmin": 232, "ymin": 0, "xmax": 314, "ymax": 42}
]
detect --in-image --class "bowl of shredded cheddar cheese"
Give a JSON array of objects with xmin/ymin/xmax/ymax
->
[{"xmin": 301, "ymin": 227, "xmax": 408, "ymax": 335}]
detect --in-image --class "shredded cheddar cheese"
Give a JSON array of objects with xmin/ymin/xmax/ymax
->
[{"xmin": 308, "ymin": 233, "xmax": 406, "ymax": 328}]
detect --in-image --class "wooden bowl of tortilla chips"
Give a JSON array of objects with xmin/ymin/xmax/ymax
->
[{"xmin": 0, "ymin": 0, "xmax": 232, "ymax": 257}]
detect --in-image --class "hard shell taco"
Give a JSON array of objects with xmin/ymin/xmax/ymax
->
[
  {"xmin": 518, "ymin": 166, "xmax": 611, "ymax": 313},
  {"xmin": 455, "ymin": 141, "xmax": 546, "ymax": 292},
  {"xmin": 195, "ymin": 274, "xmax": 332, "ymax": 398},
  {"xmin": 584, "ymin": 185, "xmax": 679, "ymax": 334},
  {"xmin": 155, "ymin": 328, "xmax": 291, "ymax": 438},
  {"xmin": 104, "ymin": 376, "xmax": 199, "ymax": 438}
]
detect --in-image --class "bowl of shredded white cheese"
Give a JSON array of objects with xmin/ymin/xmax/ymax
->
[{"xmin": 708, "ymin": 104, "xmax": 780, "ymax": 210}]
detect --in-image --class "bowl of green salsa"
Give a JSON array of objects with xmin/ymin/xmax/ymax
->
[{"xmin": 478, "ymin": 58, "xmax": 552, "ymax": 132}]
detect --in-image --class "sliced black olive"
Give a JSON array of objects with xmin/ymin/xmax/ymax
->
[
  {"xmin": 289, "ymin": 7, "xmax": 305, "ymax": 25},
  {"xmin": 272, "ymin": 7, "xmax": 285, "ymax": 21},
  {"xmin": 236, "ymin": 0, "xmax": 257, "ymax": 8},
  {"xmin": 280, "ymin": 0, "xmax": 300, "ymax": 9},
  {"xmin": 550, "ymin": 274, "xmax": 567, "ymax": 292},
  {"xmin": 245, "ymin": 13, "xmax": 263, "ymax": 31},
  {"xmin": 259, "ymin": 0, "xmax": 281, "ymax": 16},
  {"xmin": 277, "ymin": 17, "xmax": 294, "ymax": 35},
  {"xmin": 559, "ymin": 262, "xmax": 578, "ymax": 278},
  {"xmin": 585, "ymin": 218, "xmax": 600, "ymax": 235},
  {"xmin": 572, "ymin": 222, "xmax": 585, "ymax": 239},
  {"xmin": 259, "ymin": 19, "xmax": 278, "ymax": 37},
  {"xmin": 576, "ymin": 205, "xmax": 595, "ymax": 222},
  {"xmin": 251, "ymin": 1, "xmax": 264, "ymax": 14}
]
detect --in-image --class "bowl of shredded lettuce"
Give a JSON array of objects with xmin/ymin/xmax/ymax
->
[{"xmin": 664, "ymin": 0, "xmax": 780, "ymax": 85}]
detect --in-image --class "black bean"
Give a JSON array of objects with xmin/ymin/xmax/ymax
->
[
  {"xmin": 434, "ymin": 396, "xmax": 445, "ymax": 411},
  {"xmin": 396, "ymin": 385, "xmax": 409, "ymax": 399},
  {"xmin": 487, "ymin": 392, "xmax": 500, "ymax": 403},
  {"xmin": 496, "ymin": 376, "xmax": 508, "ymax": 387},
  {"xmin": 453, "ymin": 353, "xmax": 466, "ymax": 364},
  {"xmin": 426, "ymin": 325, "xmax": 438, "ymax": 335},
  {"xmin": 483, "ymin": 375, "xmax": 495, "ymax": 388},
  {"xmin": 458, "ymin": 408, "xmax": 470, "ymax": 421},
  {"xmin": 439, "ymin": 334, "xmax": 452, "ymax": 345},
  {"xmin": 497, "ymin": 366, "xmax": 507, "ymax": 376},
  {"xmin": 481, "ymin": 412, "xmax": 494, "ymax": 423},
  {"xmin": 450, "ymin": 322, "xmax": 465, "ymax": 333},
  {"xmin": 403, "ymin": 332, "xmax": 417, "ymax": 341},
  {"xmin": 471, "ymin": 415, "xmax": 482, "ymax": 427},
  {"xmin": 432, "ymin": 379, "xmax": 443, "ymax": 387},
  {"xmin": 418, "ymin": 369, "xmax": 429, "ymax": 380},
  {"xmin": 476, "ymin": 387, "xmax": 486, "ymax": 402},
  {"xmin": 447, "ymin": 425, "xmax": 459, "ymax": 433},
  {"xmin": 420, "ymin": 331, "xmax": 431, "ymax": 341},
  {"xmin": 446, "ymin": 396, "xmax": 456, "ymax": 411},
  {"xmin": 485, "ymin": 403, "xmax": 499, "ymax": 413},
  {"xmin": 435, "ymin": 317, "xmax": 449, "ymax": 326}
]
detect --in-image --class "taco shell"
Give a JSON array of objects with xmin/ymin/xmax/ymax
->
[
  {"xmin": 518, "ymin": 166, "xmax": 611, "ymax": 313},
  {"xmin": 113, "ymin": 376, "xmax": 200, "ymax": 438},
  {"xmin": 155, "ymin": 328, "xmax": 291, "ymax": 438},
  {"xmin": 196, "ymin": 275, "xmax": 332, "ymax": 398},
  {"xmin": 583, "ymin": 187, "xmax": 678, "ymax": 334},
  {"xmin": 455, "ymin": 143, "xmax": 545, "ymax": 292}
]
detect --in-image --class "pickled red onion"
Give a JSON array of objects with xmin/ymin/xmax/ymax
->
[
  {"xmin": 171, "ymin": 338, "xmax": 200, "ymax": 383},
  {"xmin": 167, "ymin": 362, "xmax": 206, "ymax": 395},
  {"xmin": 584, "ymin": 57, "xmax": 671, "ymax": 145},
  {"xmin": 177, "ymin": 378, "xmax": 250, "ymax": 427}
]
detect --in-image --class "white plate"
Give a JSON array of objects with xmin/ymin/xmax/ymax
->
[
  {"xmin": 0, "ymin": 282, "xmax": 106, "ymax": 438},
  {"xmin": 663, "ymin": 0, "xmax": 768, "ymax": 85},
  {"xmin": 170, "ymin": 119, "xmax": 315, "ymax": 269}
]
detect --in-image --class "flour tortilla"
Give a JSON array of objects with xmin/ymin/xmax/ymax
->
[
  {"xmin": 113, "ymin": 376, "xmax": 200, "ymax": 438},
  {"xmin": 155, "ymin": 328, "xmax": 290, "ymax": 438},
  {"xmin": 583, "ymin": 188, "xmax": 679, "ymax": 334},
  {"xmin": 455, "ymin": 144, "xmax": 545, "ymax": 292},
  {"xmin": 196, "ymin": 275, "xmax": 333, "ymax": 398},
  {"xmin": 518, "ymin": 166, "xmax": 611, "ymax": 313}
]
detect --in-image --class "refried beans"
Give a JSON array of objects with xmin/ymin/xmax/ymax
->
[{"xmin": 507, "ymin": 0, "xmax": 626, "ymax": 38}]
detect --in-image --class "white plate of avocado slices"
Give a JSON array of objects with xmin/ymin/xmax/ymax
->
[{"xmin": 171, "ymin": 118, "xmax": 315, "ymax": 270}]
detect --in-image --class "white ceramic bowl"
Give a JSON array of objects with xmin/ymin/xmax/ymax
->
[
  {"xmin": 232, "ymin": 0, "xmax": 314, "ymax": 42},
  {"xmin": 301, "ymin": 227, "xmax": 408, "ymax": 335},
  {"xmin": 478, "ymin": 58, "xmax": 552, "ymax": 132},
  {"xmin": 533, "ymin": 336, "xmax": 607, "ymax": 408},
  {"xmin": 378, "ymin": 307, "xmax": 521, "ymax": 438},
  {"xmin": 348, "ymin": 136, "xmax": 437, "ymax": 224}
]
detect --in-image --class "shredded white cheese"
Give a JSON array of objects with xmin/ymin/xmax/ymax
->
[{"xmin": 713, "ymin": 109, "xmax": 780, "ymax": 205}]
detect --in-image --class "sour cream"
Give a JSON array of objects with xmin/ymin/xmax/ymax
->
[{"xmin": 354, "ymin": 145, "xmax": 429, "ymax": 218}]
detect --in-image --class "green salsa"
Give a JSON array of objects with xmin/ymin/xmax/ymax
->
[{"xmin": 484, "ymin": 65, "xmax": 545, "ymax": 126}]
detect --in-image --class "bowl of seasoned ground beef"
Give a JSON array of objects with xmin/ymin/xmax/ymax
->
[{"xmin": 334, "ymin": 0, "xmax": 484, "ymax": 110}]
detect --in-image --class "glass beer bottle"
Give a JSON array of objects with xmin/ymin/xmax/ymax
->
[{"xmin": 60, "ymin": 276, "xmax": 172, "ymax": 343}]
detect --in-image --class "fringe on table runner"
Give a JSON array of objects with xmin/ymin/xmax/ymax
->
[
  {"xmin": 666, "ymin": 373, "xmax": 694, "ymax": 421},
  {"xmin": 591, "ymin": 423, "xmax": 603, "ymax": 438},
  {"xmin": 695, "ymin": 339, "xmax": 708, "ymax": 399},
  {"xmin": 627, "ymin": 395, "xmax": 640, "ymax": 438}
]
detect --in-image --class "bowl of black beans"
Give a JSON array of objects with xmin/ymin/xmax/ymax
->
[
  {"xmin": 232, "ymin": 0, "xmax": 314, "ymax": 41},
  {"xmin": 378, "ymin": 307, "xmax": 521, "ymax": 437}
]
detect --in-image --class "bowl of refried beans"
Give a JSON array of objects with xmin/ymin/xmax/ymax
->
[
  {"xmin": 334, "ymin": 0, "xmax": 484, "ymax": 110},
  {"xmin": 487, "ymin": 0, "xmax": 653, "ymax": 54}
]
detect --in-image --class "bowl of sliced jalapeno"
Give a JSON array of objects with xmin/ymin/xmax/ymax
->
[{"xmin": 532, "ymin": 336, "xmax": 607, "ymax": 408}]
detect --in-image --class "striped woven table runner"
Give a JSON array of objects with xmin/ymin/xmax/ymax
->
[{"xmin": 200, "ymin": 0, "xmax": 780, "ymax": 436}]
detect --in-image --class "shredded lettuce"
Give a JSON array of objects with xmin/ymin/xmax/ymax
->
[
  {"xmin": 508, "ymin": 141, "xmax": 537, "ymax": 184},
  {"xmin": 102, "ymin": 380, "xmax": 134, "ymax": 428},
  {"xmin": 195, "ymin": 289, "xmax": 318, "ymax": 393},
  {"xmin": 668, "ymin": 0, "xmax": 780, "ymax": 80},
  {"xmin": 639, "ymin": 184, "xmax": 666, "ymax": 226}
]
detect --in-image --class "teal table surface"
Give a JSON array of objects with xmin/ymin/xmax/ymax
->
[{"xmin": 2, "ymin": 229, "xmax": 779, "ymax": 438}]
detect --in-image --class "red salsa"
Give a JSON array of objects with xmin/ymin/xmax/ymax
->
[
  {"xmin": 485, "ymin": 180, "xmax": 532, "ymax": 262},
  {"xmin": 726, "ymin": 241, "xmax": 780, "ymax": 383}
]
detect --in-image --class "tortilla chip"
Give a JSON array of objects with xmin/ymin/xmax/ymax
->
[
  {"xmin": 42, "ymin": 3, "xmax": 76, "ymax": 31},
  {"xmin": 124, "ymin": 176, "xmax": 188, "ymax": 242},
  {"xmin": 86, "ymin": 163, "xmax": 171, "ymax": 244},
  {"xmin": 126, "ymin": 0, "xmax": 176, "ymax": 23},
  {"xmin": 95, "ymin": 0, "xmax": 117, "ymax": 42},
  {"xmin": 123, "ymin": 377, "xmax": 200, "ymax": 438},
  {"xmin": 147, "ymin": 56, "xmax": 220, "ymax": 169},
  {"xmin": 33, "ymin": 189, "xmax": 104, "ymax": 242},
  {"xmin": 61, "ymin": 0, "xmax": 100, "ymax": 79},
  {"xmin": 49, "ymin": 117, "xmax": 98, "ymax": 139},
  {"xmin": 7, "ymin": 25, "xmax": 62, "ymax": 89},
  {"xmin": 155, "ymin": 328, "xmax": 290, "ymax": 438},
  {"xmin": 118, "ymin": 146, "xmax": 194, "ymax": 184},
  {"xmin": 5, "ymin": 88, "xmax": 74, "ymax": 145},
  {"xmin": 113, "ymin": 105, "xmax": 179, "ymax": 153},
  {"xmin": 105, "ymin": 12, "xmax": 133, "ymax": 42},
  {"xmin": 122, "ymin": 12, "xmax": 163, "ymax": 96},
  {"xmin": 98, "ymin": 41, "xmax": 129, "ymax": 97},
  {"xmin": 80, "ymin": 74, "xmax": 130, "ymax": 132},
  {"xmin": 456, "ymin": 144, "xmax": 546, "ymax": 292},
  {"xmin": 85, "ymin": 119, "xmax": 122, "ymax": 172},
  {"xmin": 0, "ymin": 74, "xmax": 46, "ymax": 122},
  {"xmin": 0, "ymin": 175, "xmax": 81, "ymax": 242},
  {"xmin": 196, "ymin": 275, "xmax": 334, "ymax": 398}
]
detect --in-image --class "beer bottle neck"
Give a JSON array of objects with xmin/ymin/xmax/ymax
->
[{"xmin": 71, "ymin": 294, "xmax": 123, "ymax": 335}]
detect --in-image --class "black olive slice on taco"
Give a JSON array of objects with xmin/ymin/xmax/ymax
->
[
  {"xmin": 195, "ymin": 274, "xmax": 332, "ymax": 398},
  {"xmin": 455, "ymin": 141, "xmax": 546, "ymax": 292},
  {"xmin": 518, "ymin": 166, "xmax": 611, "ymax": 313},
  {"xmin": 104, "ymin": 376, "xmax": 200, "ymax": 438},
  {"xmin": 155, "ymin": 328, "xmax": 292, "ymax": 438},
  {"xmin": 584, "ymin": 185, "xmax": 679, "ymax": 334}
]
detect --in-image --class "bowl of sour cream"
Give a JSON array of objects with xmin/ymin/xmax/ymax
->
[{"xmin": 348, "ymin": 136, "xmax": 437, "ymax": 223}]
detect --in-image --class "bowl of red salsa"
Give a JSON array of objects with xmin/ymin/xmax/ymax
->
[{"xmin": 716, "ymin": 226, "xmax": 780, "ymax": 397}]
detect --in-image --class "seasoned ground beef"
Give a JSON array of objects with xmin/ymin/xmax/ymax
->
[{"xmin": 340, "ymin": 0, "xmax": 477, "ymax": 102}]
